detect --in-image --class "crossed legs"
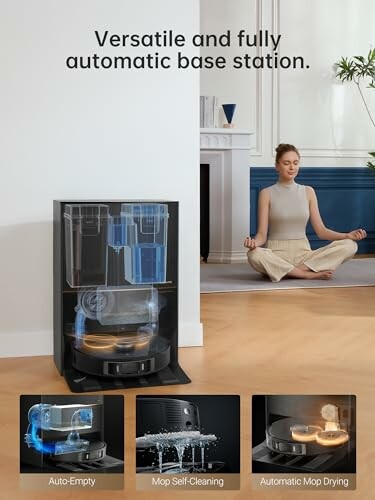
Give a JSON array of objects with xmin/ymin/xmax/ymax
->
[{"xmin": 247, "ymin": 239, "xmax": 358, "ymax": 283}]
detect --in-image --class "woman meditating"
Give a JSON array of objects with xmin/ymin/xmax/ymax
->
[{"xmin": 245, "ymin": 143, "xmax": 367, "ymax": 282}]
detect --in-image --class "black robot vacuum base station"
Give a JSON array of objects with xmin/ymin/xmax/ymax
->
[
  {"xmin": 252, "ymin": 396, "xmax": 356, "ymax": 473},
  {"xmin": 21, "ymin": 395, "xmax": 123, "ymax": 473},
  {"xmin": 136, "ymin": 398, "xmax": 227, "ymax": 474},
  {"xmin": 54, "ymin": 201, "xmax": 190, "ymax": 393}
]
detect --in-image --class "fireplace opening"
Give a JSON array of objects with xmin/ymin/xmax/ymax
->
[{"xmin": 200, "ymin": 164, "xmax": 210, "ymax": 262}]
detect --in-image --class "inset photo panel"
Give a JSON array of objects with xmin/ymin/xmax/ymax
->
[
  {"xmin": 20, "ymin": 395, "xmax": 124, "ymax": 491},
  {"xmin": 136, "ymin": 395, "xmax": 240, "ymax": 491},
  {"xmin": 252, "ymin": 395, "xmax": 356, "ymax": 491}
]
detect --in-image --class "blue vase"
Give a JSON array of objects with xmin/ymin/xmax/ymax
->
[{"xmin": 222, "ymin": 104, "xmax": 236, "ymax": 127}]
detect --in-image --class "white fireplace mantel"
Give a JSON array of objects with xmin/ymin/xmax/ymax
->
[
  {"xmin": 200, "ymin": 128, "xmax": 253, "ymax": 263},
  {"xmin": 200, "ymin": 128, "xmax": 253, "ymax": 150}
]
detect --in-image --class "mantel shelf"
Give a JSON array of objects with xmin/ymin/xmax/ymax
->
[
  {"xmin": 200, "ymin": 128, "xmax": 254, "ymax": 135},
  {"xmin": 200, "ymin": 129, "xmax": 253, "ymax": 151}
]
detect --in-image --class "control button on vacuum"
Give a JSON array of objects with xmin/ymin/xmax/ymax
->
[
  {"xmin": 278, "ymin": 442, "xmax": 291, "ymax": 452},
  {"xmin": 105, "ymin": 358, "xmax": 155, "ymax": 376}
]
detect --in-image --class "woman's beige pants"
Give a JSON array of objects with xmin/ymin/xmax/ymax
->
[{"xmin": 247, "ymin": 238, "xmax": 358, "ymax": 283}]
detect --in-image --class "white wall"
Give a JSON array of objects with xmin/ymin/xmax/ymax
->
[
  {"xmin": 0, "ymin": 0, "xmax": 201, "ymax": 357},
  {"xmin": 200, "ymin": 0, "xmax": 257, "ymax": 133},
  {"xmin": 201, "ymin": 0, "xmax": 375, "ymax": 166}
]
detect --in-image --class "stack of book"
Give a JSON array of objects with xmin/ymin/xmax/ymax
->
[{"xmin": 200, "ymin": 96, "xmax": 219, "ymax": 128}]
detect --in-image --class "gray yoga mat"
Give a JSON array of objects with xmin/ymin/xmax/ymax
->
[{"xmin": 200, "ymin": 258, "xmax": 375, "ymax": 293}]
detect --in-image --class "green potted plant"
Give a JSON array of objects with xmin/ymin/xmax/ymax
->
[{"xmin": 335, "ymin": 48, "xmax": 375, "ymax": 170}]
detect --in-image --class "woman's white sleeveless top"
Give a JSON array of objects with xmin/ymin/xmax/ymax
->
[{"xmin": 267, "ymin": 182, "xmax": 310, "ymax": 240}]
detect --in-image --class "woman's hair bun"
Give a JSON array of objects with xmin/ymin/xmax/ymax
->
[{"xmin": 275, "ymin": 143, "xmax": 300, "ymax": 162}]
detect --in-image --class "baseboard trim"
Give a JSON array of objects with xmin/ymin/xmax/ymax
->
[
  {"xmin": 0, "ymin": 330, "xmax": 53, "ymax": 358},
  {"xmin": 178, "ymin": 322, "xmax": 204, "ymax": 347}
]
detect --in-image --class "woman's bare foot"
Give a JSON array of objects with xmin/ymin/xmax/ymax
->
[
  {"xmin": 311, "ymin": 270, "xmax": 334, "ymax": 280},
  {"xmin": 286, "ymin": 267, "xmax": 334, "ymax": 280}
]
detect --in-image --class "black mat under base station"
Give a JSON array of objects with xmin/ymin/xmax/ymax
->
[
  {"xmin": 137, "ymin": 461, "xmax": 226, "ymax": 474},
  {"xmin": 252, "ymin": 441, "xmax": 351, "ymax": 473},
  {"xmin": 64, "ymin": 361, "xmax": 191, "ymax": 393},
  {"xmin": 21, "ymin": 455, "xmax": 124, "ymax": 474},
  {"xmin": 53, "ymin": 455, "xmax": 123, "ymax": 473}
]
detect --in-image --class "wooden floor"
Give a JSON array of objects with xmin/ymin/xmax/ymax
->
[{"xmin": 1, "ymin": 287, "xmax": 374, "ymax": 499}]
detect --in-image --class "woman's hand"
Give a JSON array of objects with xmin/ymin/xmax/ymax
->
[
  {"xmin": 347, "ymin": 229, "xmax": 367, "ymax": 241},
  {"xmin": 244, "ymin": 237, "xmax": 257, "ymax": 250}
]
